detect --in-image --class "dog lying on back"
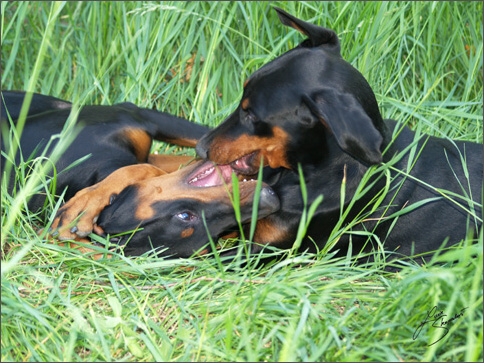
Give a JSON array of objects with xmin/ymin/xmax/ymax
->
[
  {"xmin": 50, "ymin": 8, "xmax": 481, "ymax": 266},
  {"xmin": 1, "ymin": 91, "xmax": 279, "ymax": 257}
]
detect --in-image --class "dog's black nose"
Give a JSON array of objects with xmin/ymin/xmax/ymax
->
[
  {"xmin": 258, "ymin": 186, "xmax": 280, "ymax": 215},
  {"xmin": 195, "ymin": 141, "xmax": 208, "ymax": 159}
]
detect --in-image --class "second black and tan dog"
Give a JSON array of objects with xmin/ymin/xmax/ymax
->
[
  {"xmin": 195, "ymin": 8, "xmax": 482, "ymax": 264},
  {"xmin": 1, "ymin": 91, "xmax": 279, "ymax": 257}
]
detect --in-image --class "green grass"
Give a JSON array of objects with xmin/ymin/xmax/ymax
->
[{"xmin": 1, "ymin": 1, "xmax": 482, "ymax": 361}]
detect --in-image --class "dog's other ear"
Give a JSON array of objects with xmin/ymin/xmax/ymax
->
[
  {"xmin": 274, "ymin": 7, "xmax": 340, "ymax": 51},
  {"xmin": 303, "ymin": 89, "xmax": 383, "ymax": 165}
]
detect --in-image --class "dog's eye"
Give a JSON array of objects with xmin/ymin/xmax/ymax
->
[
  {"xmin": 246, "ymin": 111, "xmax": 258, "ymax": 124},
  {"xmin": 242, "ymin": 109, "xmax": 264, "ymax": 130},
  {"xmin": 176, "ymin": 211, "xmax": 197, "ymax": 222}
]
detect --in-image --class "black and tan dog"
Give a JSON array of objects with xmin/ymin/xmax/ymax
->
[
  {"xmin": 1, "ymin": 91, "xmax": 279, "ymax": 257},
  {"xmin": 50, "ymin": 8, "xmax": 482, "ymax": 265},
  {"xmin": 195, "ymin": 8, "xmax": 482, "ymax": 264}
]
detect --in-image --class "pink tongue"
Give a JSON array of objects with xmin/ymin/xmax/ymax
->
[{"xmin": 189, "ymin": 163, "xmax": 235, "ymax": 187}]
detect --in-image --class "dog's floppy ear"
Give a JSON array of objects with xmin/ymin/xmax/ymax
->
[
  {"xmin": 274, "ymin": 7, "xmax": 340, "ymax": 51},
  {"xmin": 303, "ymin": 89, "xmax": 383, "ymax": 165}
]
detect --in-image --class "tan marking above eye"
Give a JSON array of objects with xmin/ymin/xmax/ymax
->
[
  {"xmin": 181, "ymin": 227, "xmax": 194, "ymax": 238},
  {"xmin": 241, "ymin": 98, "xmax": 250, "ymax": 110}
]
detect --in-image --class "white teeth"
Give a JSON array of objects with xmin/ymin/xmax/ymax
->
[{"xmin": 189, "ymin": 166, "xmax": 214, "ymax": 184}]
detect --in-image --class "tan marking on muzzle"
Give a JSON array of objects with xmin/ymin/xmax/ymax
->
[
  {"xmin": 147, "ymin": 154, "xmax": 195, "ymax": 172},
  {"xmin": 208, "ymin": 126, "xmax": 292, "ymax": 170}
]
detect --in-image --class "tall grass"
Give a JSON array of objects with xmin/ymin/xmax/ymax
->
[{"xmin": 1, "ymin": 2, "xmax": 482, "ymax": 361}]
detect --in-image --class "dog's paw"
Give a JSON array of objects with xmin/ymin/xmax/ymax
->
[{"xmin": 50, "ymin": 186, "xmax": 108, "ymax": 240}]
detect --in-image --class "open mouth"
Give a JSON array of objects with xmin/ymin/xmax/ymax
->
[
  {"xmin": 229, "ymin": 151, "xmax": 260, "ymax": 175},
  {"xmin": 187, "ymin": 161, "xmax": 234, "ymax": 187},
  {"xmin": 96, "ymin": 155, "xmax": 279, "ymax": 250},
  {"xmin": 187, "ymin": 159, "xmax": 257, "ymax": 187}
]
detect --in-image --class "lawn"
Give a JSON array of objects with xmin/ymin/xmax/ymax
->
[{"xmin": 1, "ymin": 1, "xmax": 482, "ymax": 361}]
